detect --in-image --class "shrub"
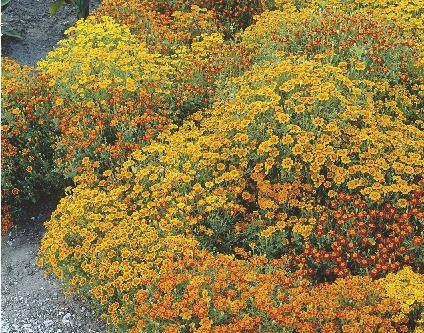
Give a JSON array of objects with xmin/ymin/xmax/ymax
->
[
  {"xmin": 35, "ymin": 0, "xmax": 424, "ymax": 331},
  {"xmin": 37, "ymin": 16, "xmax": 253, "ymax": 177},
  {"xmin": 39, "ymin": 55, "xmax": 423, "ymax": 330},
  {"xmin": 241, "ymin": 3, "xmax": 423, "ymax": 123},
  {"xmin": 1, "ymin": 59, "xmax": 64, "ymax": 233},
  {"xmin": 150, "ymin": 0, "xmax": 272, "ymax": 33},
  {"xmin": 39, "ymin": 179, "xmax": 409, "ymax": 331},
  {"xmin": 291, "ymin": 190, "xmax": 423, "ymax": 280},
  {"xmin": 380, "ymin": 266, "xmax": 424, "ymax": 328},
  {"xmin": 168, "ymin": 32, "xmax": 253, "ymax": 119},
  {"xmin": 37, "ymin": 16, "xmax": 175, "ymax": 178},
  {"xmin": 58, "ymin": 56, "xmax": 423, "ymax": 259},
  {"xmin": 381, "ymin": 267, "xmax": 424, "ymax": 314},
  {"xmin": 98, "ymin": 1, "xmax": 221, "ymax": 53}
]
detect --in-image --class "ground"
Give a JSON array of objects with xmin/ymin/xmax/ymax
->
[{"xmin": 2, "ymin": 1, "xmax": 105, "ymax": 332}]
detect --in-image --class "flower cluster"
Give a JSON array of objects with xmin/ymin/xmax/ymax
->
[
  {"xmin": 37, "ymin": 16, "xmax": 175, "ymax": 178},
  {"xmin": 39, "ymin": 170, "xmax": 408, "ymax": 331},
  {"xmin": 97, "ymin": 1, "xmax": 221, "ymax": 52},
  {"xmin": 380, "ymin": 266, "xmax": 424, "ymax": 315},
  {"xmin": 1, "ymin": 59, "xmax": 64, "ymax": 233},
  {"xmin": 2, "ymin": 9, "xmax": 251, "ymax": 231},
  {"xmin": 292, "ymin": 191, "xmax": 423, "ymax": 280},
  {"xmin": 36, "ymin": 16, "xmax": 251, "ymax": 177},
  {"xmin": 150, "ymin": 0, "xmax": 272, "ymax": 33},
  {"xmin": 242, "ymin": 1, "xmax": 422, "ymax": 124},
  {"xmin": 2, "ymin": 0, "xmax": 422, "ymax": 330},
  {"xmin": 40, "ymin": 55, "xmax": 423, "ymax": 332}
]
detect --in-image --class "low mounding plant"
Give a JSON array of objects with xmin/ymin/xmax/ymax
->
[
  {"xmin": 39, "ymin": 55, "xmax": 423, "ymax": 332},
  {"xmin": 1, "ymin": 0, "xmax": 421, "ymax": 331},
  {"xmin": 145, "ymin": 0, "xmax": 273, "ymax": 33},
  {"xmin": 37, "ymin": 16, "xmax": 175, "ymax": 178},
  {"xmin": 241, "ymin": 1, "xmax": 423, "ymax": 123},
  {"xmin": 1, "ymin": 59, "xmax": 64, "ymax": 234},
  {"xmin": 37, "ymin": 16, "xmax": 252, "ymax": 177},
  {"xmin": 2, "ymin": 13, "xmax": 251, "ymax": 232},
  {"xmin": 97, "ymin": 1, "xmax": 222, "ymax": 52}
]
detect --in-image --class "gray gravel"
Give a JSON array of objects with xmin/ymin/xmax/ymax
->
[{"xmin": 1, "ymin": 217, "xmax": 106, "ymax": 333}]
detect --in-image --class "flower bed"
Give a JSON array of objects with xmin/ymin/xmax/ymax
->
[{"xmin": 2, "ymin": 0, "xmax": 423, "ymax": 331}]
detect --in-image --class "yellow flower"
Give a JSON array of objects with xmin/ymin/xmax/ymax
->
[
  {"xmin": 205, "ymin": 181, "xmax": 214, "ymax": 188},
  {"xmin": 292, "ymin": 144, "xmax": 304, "ymax": 155},
  {"xmin": 316, "ymin": 92, "xmax": 329, "ymax": 101},
  {"xmin": 397, "ymin": 198, "xmax": 408, "ymax": 208},
  {"xmin": 281, "ymin": 134, "xmax": 294, "ymax": 145},
  {"xmin": 148, "ymin": 173, "xmax": 159, "ymax": 181},
  {"xmin": 276, "ymin": 112, "xmax": 290, "ymax": 123},
  {"xmin": 355, "ymin": 61, "xmax": 366, "ymax": 71},
  {"xmin": 369, "ymin": 191, "xmax": 381, "ymax": 201},
  {"xmin": 125, "ymin": 77, "xmax": 137, "ymax": 92},
  {"xmin": 313, "ymin": 117, "xmax": 324, "ymax": 127},
  {"xmin": 280, "ymin": 82, "xmax": 295, "ymax": 92},
  {"xmin": 282, "ymin": 157, "xmax": 294, "ymax": 169},
  {"xmin": 294, "ymin": 104, "xmax": 306, "ymax": 114}
]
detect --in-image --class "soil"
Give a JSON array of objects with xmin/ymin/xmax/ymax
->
[
  {"xmin": 1, "ymin": 0, "xmax": 99, "ymax": 66},
  {"xmin": 2, "ymin": 1, "xmax": 106, "ymax": 332}
]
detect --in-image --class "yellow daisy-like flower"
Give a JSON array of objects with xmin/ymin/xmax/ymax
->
[
  {"xmin": 294, "ymin": 104, "xmax": 306, "ymax": 114},
  {"xmin": 292, "ymin": 144, "xmax": 304, "ymax": 155},
  {"xmin": 282, "ymin": 157, "xmax": 294, "ymax": 169},
  {"xmin": 369, "ymin": 191, "xmax": 382, "ymax": 201},
  {"xmin": 355, "ymin": 61, "xmax": 366, "ymax": 71},
  {"xmin": 276, "ymin": 112, "xmax": 290, "ymax": 123},
  {"xmin": 397, "ymin": 198, "xmax": 408, "ymax": 208},
  {"xmin": 281, "ymin": 134, "xmax": 294, "ymax": 145},
  {"xmin": 312, "ymin": 117, "xmax": 324, "ymax": 127}
]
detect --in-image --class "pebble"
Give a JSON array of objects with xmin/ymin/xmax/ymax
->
[
  {"xmin": 44, "ymin": 320, "xmax": 53, "ymax": 327},
  {"xmin": 62, "ymin": 313, "xmax": 72, "ymax": 325}
]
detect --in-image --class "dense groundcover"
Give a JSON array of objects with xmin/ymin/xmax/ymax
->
[{"xmin": 2, "ymin": 0, "xmax": 424, "ymax": 332}]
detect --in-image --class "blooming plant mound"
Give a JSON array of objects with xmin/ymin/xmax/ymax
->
[
  {"xmin": 97, "ymin": 1, "xmax": 222, "ymax": 52},
  {"xmin": 2, "ymin": 13, "xmax": 251, "ymax": 229},
  {"xmin": 37, "ymin": 16, "xmax": 175, "ymax": 178},
  {"xmin": 40, "ymin": 52, "xmax": 423, "ymax": 332},
  {"xmin": 2, "ymin": 0, "xmax": 424, "ymax": 331},
  {"xmin": 241, "ymin": 1, "xmax": 423, "ymax": 124},
  {"xmin": 1, "ymin": 59, "xmax": 64, "ymax": 234}
]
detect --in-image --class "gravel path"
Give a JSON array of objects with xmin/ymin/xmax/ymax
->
[{"xmin": 1, "ymin": 212, "xmax": 106, "ymax": 333}]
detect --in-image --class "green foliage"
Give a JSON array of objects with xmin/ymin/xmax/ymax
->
[
  {"xmin": 50, "ymin": 0, "xmax": 90, "ymax": 19},
  {"xmin": 1, "ymin": 59, "xmax": 66, "ymax": 228}
]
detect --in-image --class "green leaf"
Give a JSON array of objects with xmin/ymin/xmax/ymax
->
[
  {"xmin": 352, "ymin": 45, "xmax": 365, "ymax": 59},
  {"xmin": 50, "ymin": 0, "xmax": 64, "ymax": 15},
  {"xmin": 1, "ymin": 0, "xmax": 11, "ymax": 10},
  {"xmin": 2, "ymin": 26, "xmax": 22, "ymax": 39}
]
